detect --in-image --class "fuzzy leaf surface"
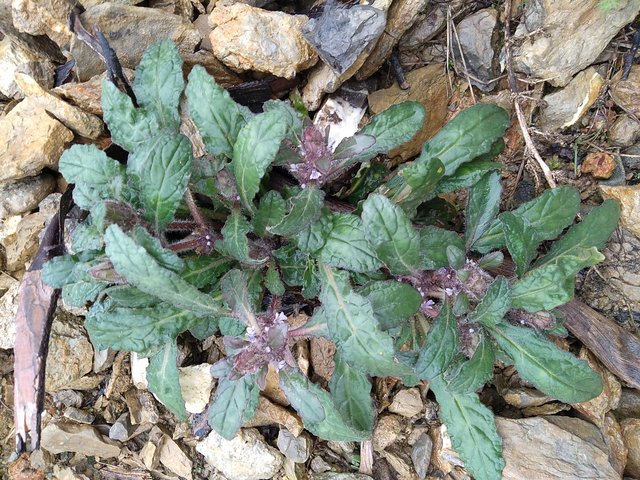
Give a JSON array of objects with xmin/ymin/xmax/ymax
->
[
  {"xmin": 465, "ymin": 171, "xmax": 502, "ymax": 249},
  {"xmin": 217, "ymin": 209, "xmax": 267, "ymax": 265},
  {"xmin": 447, "ymin": 335, "xmax": 495, "ymax": 393},
  {"xmin": 268, "ymin": 186, "xmax": 325, "ymax": 237},
  {"xmin": 330, "ymin": 352, "xmax": 374, "ymax": 432},
  {"xmin": 59, "ymin": 144, "xmax": 125, "ymax": 187},
  {"xmin": 359, "ymin": 280, "xmax": 422, "ymax": 330},
  {"xmin": 130, "ymin": 226, "xmax": 184, "ymax": 272},
  {"xmin": 253, "ymin": 191, "xmax": 286, "ymax": 237},
  {"xmin": 208, "ymin": 373, "xmax": 259, "ymax": 440},
  {"xmin": 415, "ymin": 302, "xmax": 459, "ymax": 380},
  {"xmin": 469, "ymin": 276, "xmax": 511, "ymax": 326},
  {"xmin": 418, "ymin": 226, "xmax": 465, "ymax": 269},
  {"xmin": 501, "ymin": 212, "xmax": 537, "ymax": 276},
  {"xmin": 220, "ymin": 269, "xmax": 256, "ymax": 327},
  {"xmin": 147, "ymin": 341, "xmax": 188, "ymax": 420}
]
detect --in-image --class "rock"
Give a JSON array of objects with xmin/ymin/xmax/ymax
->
[
  {"xmin": 0, "ymin": 37, "xmax": 55, "ymax": 99},
  {"xmin": 541, "ymin": 415, "xmax": 607, "ymax": 452},
  {"xmin": 277, "ymin": 428, "xmax": 312, "ymax": 463},
  {"xmin": 616, "ymin": 388, "xmax": 640, "ymax": 419},
  {"xmin": 400, "ymin": 0, "xmax": 464, "ymax": 50},
  {"xmin": 41, "ymin": 421, "xmax": 120, "ymax": 458},
  {"xmin": 581, "ymin": 152, "xmax": 617, "ymax": 179},
  {"xmin": 572, "ymin": 348, "xmax": 621, "ymax": 425},
  {"xmin": 611, "ymin": 65, "xmax": 640, "ymax": 116},
  {"xmin": 502, "ymin": 388, "xmax": 553, "ymax": 408},
  {"xmin": 301, "ymin": 1, "xmax": 386, "ymax": 76},
  {"xmin": 609, "ymin": 115, "xmax": 640, "ymax": 147},
  {"xmin": 411, "ymin": 432, "xmax": 432, "ymax": 480},
  {"xmin": 52, "ymin": 390, "xmax": 84, "ymax": 408},
  {"xmin": 429, "ymin": 425, "xmax": 464, "ymax": 475},
  {"xmin": 0, "ymin": 99, "xmax": 73, "ymax": 184},
  {"xmin": 512, "ymin": 0, "xmax": 640, "ymax": 86},
  {"xmin": 131, "ymin": 352, "xmax": 149, "ymax": 389},
  {"xmin": 309, "ymin": 337, "xmax": 336, "ymax": 384},
  {"xmin": 621, "ymin": 418, "xmax": 640, "ymax": 478},
  {"xmin": 497, "ymin": 416, "xmax": 619, "ymax": 479},
  {"xmin": 245, "ymin": 395, "xmax": 304, "ymax": 436},
  {"xmin": 602, "ymin": 413, "xmax": 628, "ymax": 476},
  {"xmin": 263, "ymin": 364, "xmax": 289, "ymax": 406},
  {"xmin": 45, "ymin": 312, "xmax": 94, "ymax": 392},
  {"xmin": 450, "ymin": 8, "xmax": 499, "ymax": 91},
  {"xmin": 93, "ymin": 348, "xmax": 116, "ymax": 373},
  {"xmin": 0, "ymin": 282, "xmax": 19, "ymax": 349},
  {"xmin": 11, "ymin": 0, "xmax": 73, "ymax": 47},
  {"xmin": 538, "ymin": 67, "xmax": 604, "ymax": 131},
  {"xmin": 209, "ymin": 4, "xmax": 317, "ymax": 79},
  {"xmin": 159, "ymin": 432, "xmax": 193, "ymax": 480},
  {"xmin": 15, "ymin": 74, "xmax": 104, "ymax": 139},
  {"xmin": 71, "ymin": 4, "xmax": 200, "ymax": 81},
  {"xmin": 373, "ymin": 414, "xmax": 404, "ymax": 451},
  {"xmin": 0, "ymin": 174, "xmax": 56, "ymax": 219},
  {"xmin": 380, "ymin": 449, "xmax": 418, "ymax": 480},
  {"xmin": 196, "ymin": 428, "xmax": 284, "ymax": 480},
  {"xmin": 109, "ymin": 412, "xmax": 136, "ymax": 441},
  {"xmin": 310, "ymin": 475, "xmax": 373, "ymax": 480},
  {"xmin": 63, "ymin": 407, "xmax": 95, "ymax": 424},
  {"xmin": 600, "ymin": 185, "xmax": 640, "ymax": 238},
  {"xmin": 178, "ymin": 363, "xmax": 215, "ymax": 414},
  {"xmin": 193, "ymin": 14, "xmax": 213, "ymax": 51},
  {"xmin": 124, "ymin": 389, "xmax": 160, "ymax": 425},
  {"xmin": 310, "ymin": 456, "xmax": 333, "ymax": 473},
  {"xmin": 0, "ymin": 211, "xmax": 49, "ymax": 272},
  {"xmin": 182, "ymin": 50, "xmax": 243, "ymax": 87},
  {"xmin": 389, "ymin": 388, "xmax": 423, "ymax": 418},
  {"xmin": 367, "ymin": 64, "xmax": 449, "ymax": 160}
]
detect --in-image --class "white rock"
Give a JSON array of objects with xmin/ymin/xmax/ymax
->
[
  {"xmin": 178, "ymin": 363, "xmax": 215, "ymax": 414},
  {"xmin": 0, "ymin": 282, "xmax": 19, "ymax": 349},
  {"xmin": 41, "ymin": 421, "xmax": 120, "ymax": 458},
  {"xmin": 130, "ymin": 352, "xmax": 149, "ymax": 389},
  {"xmin": 196, "ymin": 428, "xmax": 284, "ymax": 480},
  {"xmin": 0, "ymin": 37, "xmax": 54, "ymax": 99}
]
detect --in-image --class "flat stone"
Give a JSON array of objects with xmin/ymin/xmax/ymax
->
[
  {"xmin": 130, "ymin": 352, "xmax": 149, "ymax": 389},
  {"xmin": 209, "ymin": 4, "xmax": 317, "ymax": 79},
  {"xmin": 367, "ymin": 64, "xmax": 449, "ymax": 160},
  {"xmin": 0, "ymin": 37, "xmax": 55, "ymax": 99},
  {"xmin": 616, "ymin": 388, "xmax": 640, "ymax": 419},
  {"xmin": 572, "ymin": 348, "xmax": 621, "ymax": 425},
  {"xmin": 71, "ymin": 4, "xmax": 200, "ymax": 81},
  {"xmin": 621, "ymin": 418, "xmax": 640, "ymax": 478},
  {"xmin": 411, "ymin": 432, "xmax": 432, "ymax": 480},
  {"xmin": 310, "ymin": 475, "xmax": 373, "ymax": 480},
  {"xmin": 0, "ymin": 282, "xmax": 19, "ymax": 349},
  {"xmin": 608, "ymin": 115, "xmax": 640, "ymax": 147},
  {"xmin": 497, "ymin": 416, "xmax": 619, "ymax": 479},
  {"xmin": 15, "ymin": 74, "xmax": 104, "ymax": 139},
  {"xmin": 513, "ymin": 0, "xmax": 640, "ymax": 86},
  {"xmin": 538, "ymin": 67, "xmax": 604, "ymax": 131},
  {"xmin": 611, "ymin": 65, "xmax": 640, "ymax": 116},
  {"xmin": 52, "ymin": 390, "xmax": 84, "ymax": 408},
  {"xmin": 109, "ymin": 412, "xmax": 136, "ymax": 441},
  {"xmin": 0, "ymin": 174, "xmax": 56, "ymax": 219},
  {"xmin": 0, "ymin": 211, "xmax": 49, "ymax": 272},
  {"xmin": 373, "ymin": 414, "xmax": 404, "ymax": 451},
  {"xmin": 63, "ymin": 406, "xmax": 96, "ymax": 424},
  {"xmin": 244, "ymin": 395, "xmax": 304, "ymax": 436},
  {"xmin": 178, "ymin": 363, "xmax": 215, "ymax": 414},
  {"xmin": 45, "ymin": 312, "xmax": 94, "ymax": 392},
  {"xmin": 196, "ymin": 428, "xmax": 284, "ymax": 480},
  {"xmin": 600, "ymin": 185, "xmax": 640, "ymax": 238},
  {"xmin": 0, "ymin": 99, "xmax": 73, "ymax": 184},
  {"xmin": 125, "ymin": 389, "xmax": 160, "ymax": 425},
  {"xmin": 389, "ymin": 388, "xmax": 423, "ymax": 418},
  {"xmin": 159, "ymin": 433, "xmax": 193, "ymax": 480},
  {"xmin": 309, "ymin": 337, "xmax": 336, "ymax": 384},
  {"xmin": 400, "ymin": 0, "xmax": 464, "ymax": 50},
  {"xmin": 429, "ymin": 424, "xmax": 463, "ymax": 475},
  {"xmin": 277, "ymin": 428, "xmax": 312, "ymax": 463},
  {"xmin": 11, "ymin": 0, "xmax": 73, "ymax": 47},
  {"xmin": 193, "ymin": 13, "xmax": 213, "ymax": 51},
  {"xmin": 182, "ymin": 50, "xmax": 243, "ymax": 87},
  {"xmin": 41, "ymin": 421, "xmax": 120, "ymax": 458}
]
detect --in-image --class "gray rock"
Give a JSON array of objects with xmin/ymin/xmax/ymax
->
[
  {"xmin": 609, "ymin": 115, "xmax": 640, "ymax": 147},
  {"xmin": 388, "ymin": 388, "xmax": 423, "ymax": 418},
  {"xmin": 400, "ymin": 0, "xmax": 465, "ymax": 50},
  {"xmin": 196, "ymin": 428, "xmax": 284, "ymax": 480},
  {"xmin": 301, "ymin": 1, "xmax": 385, "ymax": 75},
  {"xmin": 52, "ymin": 390, "xmax": 84, "ymax": 408},
  {"xmin": 109, "ymin": 412, "xmax": 136, "ymax": 441},
  {"xmin": 0, "ymin": 282, "xmax": 18, "ymax": 349},
  {"xmin": 193, "ymin": 13, "xmax": 213, "ymax": 51},
  {"xmin": 41, "ymin": 421, "xmax": 120, "ymax": 458},
  {"xmin": 512, "ymin": 0, "xmax": 640, "ymax": 86},
  {"xmin": 0, "ymin": 38, "xmax": 55, "ymax": 99},
  {"xmin": 453, "ymin": 8, "xmax": 499, "ymax": 91},
  {"xmin": 209, "ymin": 4, "xmax": 318, "ymax": 80},
  {"xmin": 277, "ymin": 428, "xmax": 312, "ymax": 463},
  {"xmin": 411, "ymin": 433, "xmax": 432, "ymax": 480},
  {"xmin": 70, "ymin": 3, "xmax": 200, "ymax": 81},
  {"xmin": 538, "ymin": 67, "xmax": 604, "ymax": 131},
  {"xmin": 124, "ymin": 389, "xmax": 160, "ymax": 425},
  {"xmin": 63, "ymin": 407, "xmax": 96, "ymax": 424},
  {"xmin": 310, "ymin": 474, "xmax": 373, "ymax": 480},
  {"xmin": 611, "ymin": 65, "xmax": 640, "ymax": 116},
  {"xmin": 0, "ymin": 174, "xmax": 56, "ymax": 219},
  {"xmin": 496, "ymin": 416, "xmax": 619, "ymax": 479}
]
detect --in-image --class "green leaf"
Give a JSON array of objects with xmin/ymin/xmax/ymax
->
[
  {"xmin": 129, "ymin": 226, "xmax": 184, "ymax": 272},
  {"xmin": 101, "ymin": 80, "xmax": 162, "ymax": 152},
  {"xmin": 233, "ymin": 110, "xmax": 289, "ymax": 213},
  {"xmin": 361, "ymin": 194, "xmax": 421, "ymax": 274},
  {"xmin": 208, "ymin": 373, "xmax": 259, "ymax": 440},
  {"xmin": 263, "ymin": 99, "xmax": 303, "ymax": 142},
  {"xmin": 71, "ymin": 222, "xmax": 102, "ymax": 252},
  {"xmin": 131, "ymin": 134, "xmax": 193, "ymax": 231},
  {"xmin": 430, "ymin": 376, "xmax": 504, "ymax": 480},
  {"xmin": 104, "ymin": 224, "xmax": 225, "ymax": 316},
  {"xmin": 273, "ymin": 244, "xmax": 308, "ymax": 286},
  {"xmin": 280, "ymin": 368, "xmax": 370, "ymax": 441},
  {"xmin": 418, "ymin": 226, "xmax": 465, "ymax": 270},
  {"xmin": 474, "ymin": 186, "xmax": 581, "ymax": 253},
  {"xmin": 253, "ymin": 191, "xmax": 286, "ymax": 237},
  {"xmin": 265, "ymin": 263, "xmax": 285, "ymax": 296},
  {"xmin": 447, "ymin": 335, "xmax": 495, "ymax": 393},
  {"xmin": 220, "ymin": 269, "xmax": 256, "ymax": 327},
  {"xmin": 85, "ymin": 303, "xmax": 199, "ymax": 354},
  {"xmin": 62, "ymin": 279, "xmax": 106, "ymax": 307},
  {"xmin": 268, "ymin": 186, "xmax": 325, "ymax": 237},
  {"xmin": 510, "ymin": 264, "xmax": 577, "ymax": 312},
  {"xmin": 501, "ymin": 212, "xmax": 537, "ymax": 276},
  {"xmin": 469, "ymin": 276, "xmax": 511, "ymax": 326},
  {"xmin": 182, "ymin": 255, "xmax": 233, "ymax": 289},
  {"xmin": 133, "ymin": 40, "xmax": 183, "ymax": 128},
  {"xmin": 189, "ymin": 316, "xmax": 219, "ymax": 340},
  {"xmin": 42, "ymin": 255, "xmax": 78, "ymax": 288},
  {"xmin": 186, "ymin": 65, "xmax": 252, "ymax": 157},
  {"xmin": 104, "ymin": 286, "xmax": 159, "ymax": 308},
  {"xmin": 318, "ymin": 265, "xmax": 411, "ymax": 376},
  {"xmin": 217, "ymin": 209, "xmax": 268, "ymax": 265},
  {"xmin": 436, "ymin": 157, "xmax": 503, "ymax": 194},
  {"xmin": 359, "ymin": 281, "xmax": 422, "ymax": 330},
  {"xmin": 147, "ymin": 341, "xmax": 188, "ymax": 420},
  {"xmin": 465, "ymin": 171, "xmax": 502, "ymax": 250},
  {"xmin": 352, "ymin": 101, "xmax": 426, "ymax": 163},
  {"xmin": 330, "ymin": 352, "xmax": 374, "ymax": 432},
  {"xmin": 487, "ymin": 322, "xmax": 603, "ymax": 403},
  {"xmin": 315, "ymin": 213, "xmax": 381, "ymax": 273},
  {"xmin": 59, "ymin": 144, "xmax": 125, "ymax": 186},
  {"xmin": 534, "ymin": 199, "xmax": 621, "ymax": 270},
  {"xmin": 418, "ymin": 104, "xmax": 510, "ymax": 175},
  {"xmin": 415, "ymin": 302, "xmax": 459, "ymax": 380}
]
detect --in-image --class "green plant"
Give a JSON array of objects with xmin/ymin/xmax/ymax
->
[{"xmin": 43, "ymin": 41, "xmax": 620, "ymax": 480}]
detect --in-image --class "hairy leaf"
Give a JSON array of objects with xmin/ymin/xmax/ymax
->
[
  {"xmin": 469, "ymin": 276, "xmax": 511, "ymax": 326},
  {"xmin": 330, "ymin": 352, "xmax": 374, "ymax": 432},
  {"xmin": 265, "ymin": 263, "xmax": 285, "ymax": 295},
  {"xmin": 263, "ymin": 99, "xmax": 303, "ymax": 142},
  {"xmin": 436, "ymin": 160, "xmax": 503, "ymax": 194},
  {"xmin": 431, "ymin": 376, "xmax": 504, "ymax": 480},
  {"xmin": 130, "ymin": 226, "xmax": 184, "ymax": 272},
  {"xmin": 487, "ymin": 322, "xmax": 603, "ymax": 403},
  {"xmin": 362, "ymin": 194, "xmax": 421, "ymax": 274},
  {"xmin": 217, "ymin": 209, "xmax": 268, "ymax": 265},
  {"xmin": 253, "ymin": 191, "xmax": 286, "ymax": 237},
  {"xmin": 147, "ymin": 341, "xmax": 188, "ymax": 420},
  {"xmin": 42, "ymin": 255, "xmax": 78, "ymax": 288},
  {"xmin": 268, "ymin": 186, "xmax": 325, "ymax": 237},
  {"xmin": 233, "ymin": 110, "xmax": 289, "ymax": 213},
  {"xmin": 186, "ymin": 66, "xmax": 252, "ymax": 157},
  {"xmin": 208, "ymin": 373, "xmax": 259, "ymax": 440},
  {"xmin": 465, "ymin": 171, "xmax": 502, "ymax": 250},
  {"xmin": 419, "ymin": 226, "xmax": 465, "ymax": 270},
  {"xmin": 359, "ymin": 280, "xmax": 422, "ymax": 330},
  {"xmin": 59, "ymin": 144, "xmax": 125, "ymax": 187},
  {"xmin": 104, "ymin": 286, "xmax": 159, "ymax": 308},
  {"xmin": 221, "ymin": 269, "xmax": 256, "ymax": 327},
  {"xmin": 415, "ymin": 302, "xmax": 459, "ymax": 380},
  {"xmin": 181, "ymin": 255, "xmax": 234, "ymax": 288},
  {"xmin": 447, "ymin": 335, "xmax": 495, "ymax": 393},
  {"xmin": 510, "ymin": 264, "xmax": 578, "ymax": 312},
  {"xmin": 501, "ymin": 212, "xmax": 537, "ymax": 277}
]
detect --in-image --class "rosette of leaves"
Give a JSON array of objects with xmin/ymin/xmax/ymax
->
[{"xmin": 43, "ymin": 41, "xmax": 620, "ymax": 480}]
